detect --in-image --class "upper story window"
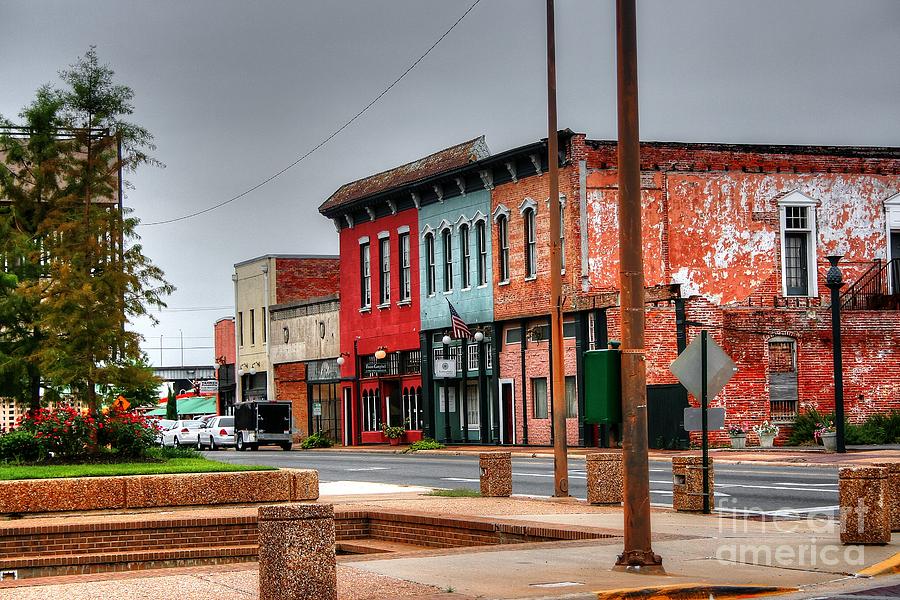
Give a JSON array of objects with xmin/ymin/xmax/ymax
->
[
  {"xmin": 250, "ymin": 308, "xmax": 256, "ymax": 345},
  {"xmin": 399, "ymin": 232, "xmax": 411, "ymax": 302},
  {"xmin": 459, "ymin": 224, "xmax": 471, "ymax": 289},
  {"xmin": 425, "ymin": 232, "xmax": 436, "ymax": 296},
  {"xmin": 442, "ymin": 228, "xmax": 453, "ymax": 292},
  {"xmin": 238, "ymin": 311, "xmax": 244, "ymax": 346},
  {"xmin": 360, "ymin": 242, "xmax": 371, "ymax": 308},
  {"xmin": 524, "ymin": 207, "xmax": 536, "ymax": 278},
  {"xmin": 379, "ymin": 237, "xmax": 390, "ymax": 305},
  {"xmin": 497, "ymin": 215, "xmax": 509, "ymax": 283},
  {"xmin": 559, "ymin": 202, "xmax": 566, "ymax": 272},
  {"xmin": 476, "ymin": 221, "xmax": 487, "ymax": 286},
  {"xmin": 779, "ymin": 192, "xmax": 818, "ymax": 297},
  {"xmin": 262, "ymin": 307, "xmax": 267, "ymax": 343}
]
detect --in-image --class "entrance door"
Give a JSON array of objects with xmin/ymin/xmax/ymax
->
[
  {"xmin": 343, "ymin": 387, "xmax": 352, "ymax": 446},
  {"xmin": 500, "ymin": 380, "xmax": 514, "ymax": 445},
  {"xmin": 310, "ymin": 382, "xmax": 340, "ymax": 442},
  {"xmin": 646, "ymin": 384, "xmax": 690, "ymax": 449}
]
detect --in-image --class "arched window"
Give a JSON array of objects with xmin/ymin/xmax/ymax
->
[
  {"xmin": 475, "ymin": 221, "xmax": 487, "ymax": 286},
  {"xmin": 524, "ymin": 207, "xmax": 536, "ymax": 278},
  {"xmin": 442, "ymin": 229, "xmax": 453, "ymax": 292},
  {"xmin": 497, "ymin": 215, "xmax": 509, "ymax": 282},
  {"xmin": 459, "ymin": 223, "xmax": 471, "ymax": 289},
  {"xmin": 424, "ymin": 232, "xmax": 436, "ymax": 295}
]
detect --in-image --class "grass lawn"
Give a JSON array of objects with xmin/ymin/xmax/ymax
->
[{"xmin": 0, "ymin": 457, "xmax": 274, "ymax": 480}]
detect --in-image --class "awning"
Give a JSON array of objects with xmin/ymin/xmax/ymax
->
[{"xmin": 145, "ymin": 396, "xmax": 216, "ymax": 417}]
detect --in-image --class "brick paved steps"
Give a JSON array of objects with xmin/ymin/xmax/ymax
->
[{"xmin": 336, "ymin": 538, "xmax": 424, "ymax": 555}]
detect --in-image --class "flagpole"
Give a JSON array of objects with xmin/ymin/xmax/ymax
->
[{"xmin": 546, "ymin": 0, "xmax": 568, "ymax": 498}]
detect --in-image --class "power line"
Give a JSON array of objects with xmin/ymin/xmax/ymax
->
[
  {"xmin": 137, "ymin": 0, "xmax": 482, "ymax": 228},
  {"xmin": 147, "ymin": 306, "xmax": 232, "ymax": 312}
]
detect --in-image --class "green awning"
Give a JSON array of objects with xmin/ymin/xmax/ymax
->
[{"xmin": 144, "ymin": 396, "xmax": 216, "ymax": 417}]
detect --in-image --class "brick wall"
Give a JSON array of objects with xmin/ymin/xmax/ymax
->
[
  {"xmin": 275, "ymin": 257, "xmax": 341, "ymax": 305},
  {"xmin": 274, "ymin": 361, "xmax": 308, "ymax": 441},
  {"xmin": 213, "ymin": 318, "xmax": 235, "ymax": 364}
]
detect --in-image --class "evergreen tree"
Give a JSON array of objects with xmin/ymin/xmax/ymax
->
[{"xmin": 165, "ymin": 387, "xmax": 178, "ymax": 421}]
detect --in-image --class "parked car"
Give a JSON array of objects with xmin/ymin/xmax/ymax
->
[
  {"xmin": 234, "ymin": 400, "xmax": 293, "ymax": 451},
  {"xmin": 150, "ymin": 418, "xmax": 176, "ymax": 445},
  {"xmin": 197, "ymin": 416, "xmax": 235, "ymax": 450},
  {"xmin": 160, "ymin": 419, "xmax": 203, "ymax": 447}
]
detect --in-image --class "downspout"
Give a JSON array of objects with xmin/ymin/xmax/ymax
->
[
  {"xmin": 232, "ymin": 272, "xmax": 242, "ymax": 405},
  {"xmin": 262, "ymin": 262, "xmax": 273, "ymax": 402}
]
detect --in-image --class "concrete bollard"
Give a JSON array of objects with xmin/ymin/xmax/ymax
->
[
  {"xmin": 586, "ymin": 452, "xmax": 623, "ymax": 505},
  {"xmin": 480, "ymin": 452, "xmax": 512, "ymax": 497},
  {"xmin": 839, "ymin": 467, "xmax": 891, "ymax": 545},
  {"xmin": 258, "ymin": 503, "xmax": 337, "ymax": 600},
  {"xmin": 874, "ymin": 462, "xmax": 900, "ymax": 532},
  {"xmin": 672, "ymin": 456, "xmax": 713, "ymax": 512}
]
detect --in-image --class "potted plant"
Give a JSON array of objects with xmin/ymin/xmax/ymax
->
[
  {"xmin": 382, "ymin": 424, "xmax": 405, "ymax": 446},
  {"xmin": 727, "ymin": 423, "xmax": 749, "ymax": 449},
  {"xmin": 753, "ymin": 421, "xmax": 779, "ymax": 448},
  {"xmin": 815, "ymin": 417, "xmax": 837, "ymax": 452}
]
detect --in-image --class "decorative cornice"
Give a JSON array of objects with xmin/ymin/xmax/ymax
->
[
  {"xmin": 505, "ymin": 161, "xmax": 518, "ymax": 183},
  {"xmin": 455, "ymin": 177, "xmax": 467, "ymax": 196},
  {"xmin": 410, "ymin": 191, "xmax": 421, "ymax": 209},
  {"xmin": 344, "ymin": 214, "xmax": 355, "ymax": 229},
  {"xmin": 493, "ymin": 204, "xmax": 510, "ymax": 222},
  {"xmin": 529, "ymin": 153, "xmax": 543, "ymax": 176},
  {"xmin": 386, "ymin": 199, "xmax": 397, "ymax": 215},
  {"xmin": 433, "ymin": 184, "xmax": 444, "ymax": 203},
  {"xmin": 479, "ymin": 169, "xmax": 494, "ymax": 190},
  {"xmin": 365, "ymin": 206, "xmax": 376, "ymax": 221},
  {"xmin": 520, "ymin": 197, "xmax": 537, "ymax": 214}
]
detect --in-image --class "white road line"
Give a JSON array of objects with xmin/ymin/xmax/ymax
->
[
  {"xmin": 441, "ymin": 477, "xmax": 481, "ymax": 483},
  {"xmin": 714, "ymin": 483, "xmax": 837, "ymax": 493},
  {"xmin": 344, "ymin": 467, "xmax": 391, "ymax": 471}
]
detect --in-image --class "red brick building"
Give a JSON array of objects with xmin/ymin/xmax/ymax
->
[{"xmin": 213, "ymin": 317, "xmax": 236, "ymax": 415}]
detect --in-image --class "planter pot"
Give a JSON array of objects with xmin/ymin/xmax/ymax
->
[
  {"xmin": 758, "ymin": 433, "xmax": 776, "ymax": 448},
  {"xmin": 404, "ymin": 430, "xmax": 424, "ymax": 443},
  {"xmin": 729, "ymin": 434, "xmax": 747, "ymax": 450},
  {"xmin": 360, "ymin": 431, "xmax": 386, "ymax": 445},
  {"xmin": 820, "ymin": 431, "xmax": 837, "ymax": 452},
  {"xmin": 388, "ymin": 437, "xmax": 400, "ymax": 446}
]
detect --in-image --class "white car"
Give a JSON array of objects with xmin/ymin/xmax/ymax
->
[
  {"xmin": 150, "ymin": 418, "xmax": 176, "ymax": 445},
  {"xmin": 161, "ymin": 419, "xmax": 203, "ymax": 447},
  {"xmin": 197, "ymin": 416, "xmax": 235, "ymax": 450}
]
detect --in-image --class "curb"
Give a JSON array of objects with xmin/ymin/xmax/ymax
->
[
  {"xmin": 857, "ymin": 552, "xmax": 900, "ymax": 577},
  {"xmin": 593, "ymin": 584, "xmax": 796, "ymax": 600}
]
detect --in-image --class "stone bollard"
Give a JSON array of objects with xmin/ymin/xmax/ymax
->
[
  {"xmin": 586, "ymin": 452, "xmax": 623, "ymax": 505},
  {"xmin": 672, "ymin": 456, "xmax": 713, "ymax": 512},
  {"xmin": 874, "ymin": 462, "xmax": 900, "ymax": 532},
  {"xmin": 480, "ymin": 452, "xmax": 512, "ymax": 497},
  {"xmin": 839, "ymin": 467, "xmax": 891, "ymax": 545},
  {"xmin": 258, "ymin": 503, "xmax": 337, "ymax": 600}
]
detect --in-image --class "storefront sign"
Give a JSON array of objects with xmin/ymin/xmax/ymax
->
[{"xmin": 434, "ymin": 358, "xmax": 456, "ymax": 378}]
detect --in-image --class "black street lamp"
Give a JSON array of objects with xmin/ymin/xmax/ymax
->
[{"xmin": 825, "ymin": 255, "xmax": 846, "ymax": 453}]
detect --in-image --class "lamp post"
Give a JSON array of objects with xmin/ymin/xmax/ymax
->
[
  {"xmin": 826, "ymin": 255, "xmax": 846, "ymax": 453},
  {"xmin": 442, "ymin": 334, "xmax": 452, "ymax": 443}
]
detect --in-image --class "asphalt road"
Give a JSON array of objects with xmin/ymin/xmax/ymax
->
[{"xmin": 204, "ymin": 449, "xmax": 840, "ymax": 516}]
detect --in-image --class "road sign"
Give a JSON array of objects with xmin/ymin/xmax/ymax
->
[
  {"xmin": 434, "ymin": 358, "xmax": 457, "ymax": 378},
  {"xmin": 312, "ymin": 402, "xmax": 322, "ymax": 417},
  {"xmin": 669, "ymin": 334, "xmax": 737, "ymax": 400},
  {"xmin": 683, "ymin": 407, "xmax": 726, "ymax": 432}
]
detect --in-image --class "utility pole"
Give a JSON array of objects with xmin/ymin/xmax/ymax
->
[
  {"xmin": 546, "ymin": 0, "xmax": 568, "ymax": 498},
  {"xmin": 614, "ymin": 0, "xmax": 663, "ymax": 571}
]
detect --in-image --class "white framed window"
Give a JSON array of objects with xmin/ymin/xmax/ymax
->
[
  {"xmin": 466, "ymin": 382, "xmax": 480, "ymax": 429},
  {"xmin": 442, "ymin": 228, "xmax": 453, "ymax": 292},
  {"xmin": 778, "ymin": 191, "xmax": 818, "ymax": 297},
  {"xmin": 524, "ymin": 207, "xmax": 536, "ymax": 278},
  {"xmin": 399, "ymin": 232, "xmax": 411, "ymax": 302},
  {"xmin": 532, "ymin": 377, "xmax": 548, "ymax": 419},
  {"xmin": 497, "ymin": 215, "xmax": 509, "ymax": 282},
  {"xmin": 424, "ymin": 233, "xmax": 436, "ymax": 295},
  {"xmin": 379, "ymin": 237, "xmax": 390, "ymax": 305},
  {"xmin": 476, "ymin": 221, "xmax": 487, "ymax": 286},
  {"xmin": 460, "ymin": 223, "xmax": 471, "ymax": 288},
  {"xmin": 360, "ymin": 242, "xmax": 371, "ymax": 308}
]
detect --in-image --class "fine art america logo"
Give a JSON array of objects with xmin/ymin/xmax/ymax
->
[{"xmin": 713, "ymin": 498, "xmax": 868, "ymax": 568}]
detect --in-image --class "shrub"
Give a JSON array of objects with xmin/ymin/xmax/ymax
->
[
  {"xmin": 18, "ymin": 405, "xmax": 98, "ymax": 458},
  {"xmin": 405, "ymin": 438, "xmax": 445, "ymax": 452},
  {"xmin": 301, "ymin": 431, "xmax": 334, "ymax": 449},
  {"xmin": 147, "ymin": 446, "xmax": 199, "ymax": 460},
  {"xmin": 788, "ymin": 407, "xmax": 831, "ymax": 445},
  {"xmin": 0, "ymin": 429, "xmax": 46, "ymax": 463},
  {"xmin": 98, "ymin": 407, "xmax": 158, "ymax": 458}
]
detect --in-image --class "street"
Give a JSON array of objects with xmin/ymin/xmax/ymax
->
[{"xmin": 205, "ymin": 450, "xmax": 840, "ymax": 517}]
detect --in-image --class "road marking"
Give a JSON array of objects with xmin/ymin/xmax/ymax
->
[
  {"xmin": 715, "ymin": 483, "xmax": 837, "ymax": 493},
  {"xmin": 344, "ymin": 467, "xmax": 391, "ymax": 471},
  {"xmin": 650, "ymin": 490, "xmax": 730, "ymax": 497},
  {"xmin": 442, "ymin": 477, "xmax": 480, "ymax": 483},
  {"xmin": 715, "ymin": 505, "xmax": 839, "ymax": 517}
]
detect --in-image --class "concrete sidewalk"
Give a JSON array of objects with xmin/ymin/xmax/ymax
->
[{"xmin": 3, "ymin": 494, "xmax": 899, "ymax": 599}]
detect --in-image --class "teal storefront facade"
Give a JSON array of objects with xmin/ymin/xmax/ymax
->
[{"xmin": 418, "ymin": 189, "xmax": 497, "ymax": 443}]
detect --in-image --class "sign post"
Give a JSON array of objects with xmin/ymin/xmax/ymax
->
[{"xmin": 669, "ymin": 331, "xmax": 737, "ymax": 515}]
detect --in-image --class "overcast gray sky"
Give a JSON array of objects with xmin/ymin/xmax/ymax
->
[{"xmin": 2, "ymin": 0, "xmax": 898, "ymax": 367}]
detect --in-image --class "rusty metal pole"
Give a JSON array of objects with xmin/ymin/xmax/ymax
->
[
  {"xmin": 546, "ymin": 0, "xmax": 568, "ymax": 498},
  {"xmin": 614, "ymin": 0, "xmax": 662, "ymax": 571}
]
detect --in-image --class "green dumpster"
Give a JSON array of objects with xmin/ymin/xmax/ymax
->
[{"xmin": 583, "ymin": 346, "xmax": 622, "ymax": 424}]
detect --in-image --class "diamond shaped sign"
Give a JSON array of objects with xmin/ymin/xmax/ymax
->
[{"xmin": 669, "ymin": 334, "xmax": 737, "ymax": 401}]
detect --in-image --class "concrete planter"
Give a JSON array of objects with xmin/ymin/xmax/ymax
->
[
  {"xmin": 758, "ymin": 433, "xmax": 776, "ymax": 448},
  {"xmin": 729, "ymin": 434, "xmax": 747, "ymax": 449},
  {"xmin": 821, "ymin": 431, "xmax": 837, "ymax": 452}
]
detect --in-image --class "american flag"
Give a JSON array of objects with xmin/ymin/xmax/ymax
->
[{"xmin": 448, "ymin": 300, "xmax": 471, "ymax": 339}]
